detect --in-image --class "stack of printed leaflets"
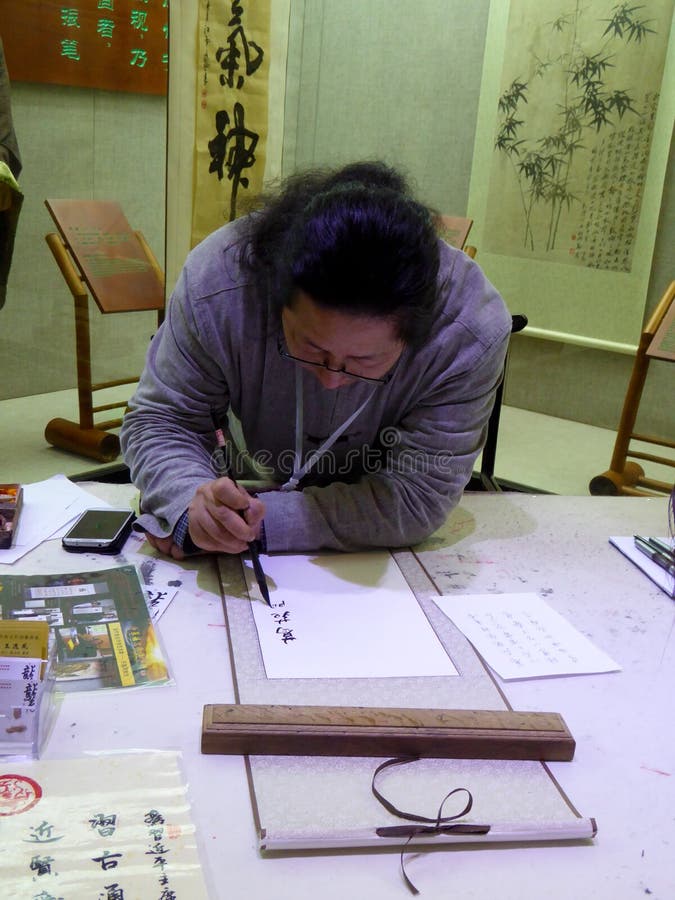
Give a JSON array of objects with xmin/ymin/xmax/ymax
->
[{"xmin": 0, "ymin": 565, "xmax": 169, "ymax": 692}]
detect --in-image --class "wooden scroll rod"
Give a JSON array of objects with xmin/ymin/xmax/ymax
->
[{"xmin": 201, "ymin": 704, "xmax": 575, "ymax": 762}]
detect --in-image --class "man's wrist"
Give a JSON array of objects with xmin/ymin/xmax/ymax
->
[{"xmin": 173, "ymin": 509, "xmax": 201, "ymax": 555}]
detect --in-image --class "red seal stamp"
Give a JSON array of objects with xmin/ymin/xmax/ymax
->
[{"xmin": 0, "ymin": 773, "xmax": 42, "ymax": 816}]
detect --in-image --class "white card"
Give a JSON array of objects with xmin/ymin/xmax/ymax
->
[{"xmin": 432, "ymin": 592, "xmax": 621, "ymax": 680}]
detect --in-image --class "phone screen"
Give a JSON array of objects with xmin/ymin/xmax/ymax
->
[{"xmin": 64, "ymin": 509, "xmax": 134, "ymax": 543}]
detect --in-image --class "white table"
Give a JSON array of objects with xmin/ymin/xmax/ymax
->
[{"xmin": 9, "ymin": 490, "xmax": 675, "ymax": 899}]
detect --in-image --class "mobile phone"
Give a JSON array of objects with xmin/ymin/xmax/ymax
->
[{"xmin": 61, "ymin": 508, "xmax": 135, "ymax": 553}]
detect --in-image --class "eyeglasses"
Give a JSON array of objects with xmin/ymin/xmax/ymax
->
[{"xmin": 277, "ymin": 335, "xmax": 394, "ymax": 385}]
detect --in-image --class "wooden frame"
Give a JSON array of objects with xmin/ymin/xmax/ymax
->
[
  {"xmin": 590, "ymin": 280, "xmax": 675, "ymax": 497},
  {"xmin": 44, "ymin": 200, "xmax": 164, "ymax": 462}
]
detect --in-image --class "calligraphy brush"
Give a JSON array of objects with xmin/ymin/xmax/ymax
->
[{"xmin": 210, "ymin": 410, "xmax": 271, "ymax": 606}]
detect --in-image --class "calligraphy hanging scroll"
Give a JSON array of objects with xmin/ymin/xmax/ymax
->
[
  {"xmin": 0, "ymin": 0, "xmax": 168, "ymax": 96},
  {"xmin": 192, "ymin": 0, "xmax": 272, "ymax": 245}
]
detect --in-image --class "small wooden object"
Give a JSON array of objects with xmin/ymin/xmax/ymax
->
[{"xmin": 201, "ymin": 704, "xmax": 576, "ymax": 761}]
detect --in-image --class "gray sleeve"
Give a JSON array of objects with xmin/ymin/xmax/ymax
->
[
  {"xmin": 120, "ymin": 270, "xmax": 228, "ymax": 536},
  {"xmin": 261, "ymin": 323, "xmax": 510, "ymax": 553}
]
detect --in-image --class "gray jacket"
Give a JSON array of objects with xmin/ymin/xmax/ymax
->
[{"xmin": 121, "ymin": 218, "xmax": 511, "ymax": 552}]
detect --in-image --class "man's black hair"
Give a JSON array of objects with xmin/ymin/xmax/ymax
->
[{"xmin": 243, "ymin": 161, "xmax": 441, "ymax": 349}]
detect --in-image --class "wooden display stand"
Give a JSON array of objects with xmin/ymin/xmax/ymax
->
[
  {"xmin": 44, "ymin": 199, "xmax": 165, "ymax": 462},
  {"xmin": 436, "ymin": 214, "xmax": 476, "ymax": 257},
  {"xmin": 590, "ymin": 280, "xmax": 675, "ymax": 497}
]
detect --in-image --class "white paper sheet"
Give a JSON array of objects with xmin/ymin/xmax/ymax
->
[
  {"xmin": 432, "ymin": 592, "xmax": 621, "ymax": 680},
  {"xmin": 0, "ymin": 475, "xmax": 111, "ymax": 564},
  {"xmin": 609, "ymin": 536, "xmax": 675, "ymax": 599},
  {"xmin": 246, "ymin": 551, "xmax": 458, "ymax": 679}
]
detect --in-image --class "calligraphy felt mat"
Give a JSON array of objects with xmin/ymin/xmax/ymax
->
[{"xmin": 216, "ymin": 532, "xmax": 594, "ymax": 851}]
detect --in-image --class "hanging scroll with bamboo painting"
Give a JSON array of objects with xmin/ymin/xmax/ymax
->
[
  {"xmin": 469, "ymin": 0, "xmax": 675, "ymax": 349},
  {"xmin": 192, "ymin": 0, "xmax": 271, "ymax": 247}
]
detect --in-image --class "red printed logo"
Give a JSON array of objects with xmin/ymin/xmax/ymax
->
[{"xmin": 0, "ymin": 774, "xmax": 43, "ymax": 816}]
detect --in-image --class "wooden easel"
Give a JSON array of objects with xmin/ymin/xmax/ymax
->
[
  {"xmin": 589, "ymin": 280, "xmax": 675, "ymax": 496},
  {"xmin": 44, "ymin": 199, "xmax": 165, "ymax": 462}
]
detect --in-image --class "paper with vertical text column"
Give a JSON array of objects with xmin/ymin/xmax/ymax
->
[
  {"xmin": 0, "ymin": 751, "xmax": 209, "ymax": 899},
  {"xmin": 432, "ymin": 592, "xmax": 620, "ymax": 680}
]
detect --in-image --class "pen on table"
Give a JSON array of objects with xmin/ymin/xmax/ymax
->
[
  {"xmin": 211, "ymin": 410, "xmax": 272, "ymax": 606},
  {"xmin": 633, "ymin": 535, "xmax": 675, "ymax": 578},
  {"xmin": 643, "ymin": 536, "xmax": 675, "ymax": 562}
]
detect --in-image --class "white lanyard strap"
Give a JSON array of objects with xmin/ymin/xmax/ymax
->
[{"xmin": 280, "ymin": 366, "xmax": 377, "ymax": 491}]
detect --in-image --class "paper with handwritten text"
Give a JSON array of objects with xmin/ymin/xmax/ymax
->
[
  {"xmin": 1, "ymin": 751, "xmax": 209, "ymax": 898},
  {"xmin": 432, "ymin": 592, "xmax": 620, "ymax": 680},
  {"xmin": 246, "ymin": 552, "xmax": 458, "ymax": 679}
]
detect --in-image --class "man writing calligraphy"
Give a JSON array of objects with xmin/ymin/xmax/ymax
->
[{"xmin": 120, "ymin": 161, "xmax": 511, "ymax": 558}]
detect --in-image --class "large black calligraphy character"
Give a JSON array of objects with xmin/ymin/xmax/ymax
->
[
  {"xmin": 208, "ymin": 103, "xmax": 259, "ymax": 221},
  {"xmin": 215, "ymin": 3, "xmax": 264, "ymax": 89}
]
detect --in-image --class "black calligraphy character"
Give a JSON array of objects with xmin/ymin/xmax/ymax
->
[
  {"xmin": 23, "ymin": 681, "xmax": 39, "ymax": 707},
  {"xmin": 224, "ymin": 103, "xmax": 258, "ymax": 222},
  {"xmin": 100, "ymin": 883, "xmax": 125, "ymax": 900},
  {"xmin": 30, "ymin": 854, "xmax": 55, "ymax": 876},
  {"xmin": 215, "ymin": 25, "xmax": 264, "ymax": 89},
  {"xmin": 144, "ymin": 810, "xmax": 165, "ymax": 826},
  {"xmin": 147, "ymin": 842, "xmax": 170, "ymax": 856},
  {"xmin": 92, "ymin": 850, "xmax": 123, "ymax": 870},
  {"xmin": 27, "ymin": 820, "xmax": 63, "ymax": 843},
  {"xmin": 208, "ymin": 103, "xmax": 258, "ymax": 221},
  {"xmin": 89, "ymin": 813, "xmax": 118, "ymax": 837},
  {"xmin": 147, "ymin": 590, "xmax": 168, "ymax": 609},
  {"xmin": 276, "ymin": 627, "xmax": 296, "ymax": 644}
]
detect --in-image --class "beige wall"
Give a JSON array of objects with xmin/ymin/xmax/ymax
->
[
  {"xmin": 506, "ymin": 134, "xmax": 674, "ymax": 438},
  {"xmin": 2, "ymin": 82, "xmax": 166, "ymax": 401},
  {"xmin": 284, "ymin": 0, "xmax": 674, "ymax": 438}
]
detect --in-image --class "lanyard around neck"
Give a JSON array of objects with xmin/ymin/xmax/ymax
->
[{"xmin": 280, "ymin": 366, "xmax": 378, "ymax": 492}]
